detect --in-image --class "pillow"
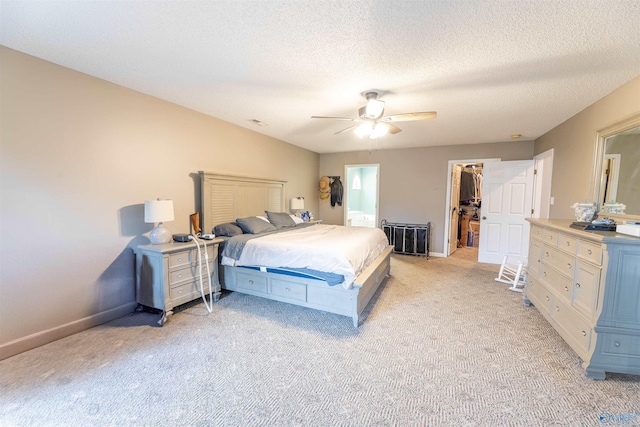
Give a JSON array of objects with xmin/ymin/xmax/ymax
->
[
  {"xmin": 266, "ymin": 211, "xmax": 296, "ymax": 229},
  {"xmin": 213, "ymin": 222, "xmax": 243, "ymax": 237},
  {"xmin": 256, "ymin": 215, "xmax": 269, "ymax": 222},
  {"xmin": 236, "ymin": 216, "xmax": 277, "ymax": 234},
  {"xmin": 290, "ymin": 215, "xmax": 304, "ymax": 225}
]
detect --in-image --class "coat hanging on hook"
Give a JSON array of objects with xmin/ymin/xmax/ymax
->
[{"xmin": 329, "ymin": 176, "xmax": 343, "ymax": 207}]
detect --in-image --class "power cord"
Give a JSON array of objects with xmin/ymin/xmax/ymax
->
[{"xmin": 188, "ymin": 234, "xmax": 213, "ymax": 314}]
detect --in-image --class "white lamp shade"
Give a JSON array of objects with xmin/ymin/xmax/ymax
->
[
  {"xmin": 144, "ymin": 199, "xmax": 175, "ymax": 223},
  {"xmin": 290, "ymin": 197, "xmax": 305, "ymax": 211}
]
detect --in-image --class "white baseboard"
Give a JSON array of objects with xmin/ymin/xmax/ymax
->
[
  {"xmin": 429, "ymin": 252, "xmax": 446, "ymax": 257},
  {"xmin": 0, "ymin": 301, "xmax": 138, "ymax": 361}
]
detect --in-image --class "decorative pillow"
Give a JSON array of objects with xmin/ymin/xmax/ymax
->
[
  {"xmin": 290, "ymin": 214, "xmax": 304, "ymax": 224},
  {"xmin": 213, "ymin": 222, "xmax": 243, "ymax": 237},
  {"xmin": 266, "ymin": 211, "xmax": 296, "ymax": 229},
  {"xmin": 256, "ymin": 215, "xmax": 269, "ymax": 222},
  {"xmin": 236, "ymin": 216, "xmax": 277, "ymax": 234}
]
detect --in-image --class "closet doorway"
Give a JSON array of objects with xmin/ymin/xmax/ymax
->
[
  {"xmin": 344, "ymin": 164, "xmax": 379, "ymax": 228},
  {"xmin": 444, "ymin": 158, "xmax": 498, "ymax": 257}
]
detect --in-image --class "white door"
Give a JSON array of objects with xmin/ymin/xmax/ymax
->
[
  {"xmin": 478, "ymin": 160, "xmax": 535, "ymax": 264},
  {"xmin": 449, "ymin": 165, "xmax": 462, "ymax": 255}
]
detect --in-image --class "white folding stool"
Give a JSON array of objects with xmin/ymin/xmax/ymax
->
[{"xmin": 495, "ymin": 255, "xmax": 528, "ymax": 292}]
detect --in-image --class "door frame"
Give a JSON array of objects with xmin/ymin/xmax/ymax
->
[
  {"xmin": 443, "ymin": 158, "xmax": 499, "ymax": 256},
  {"xmin": 532, "ymin": 149, "xmax": 554, "ymax": 219},
  {"xmin": 344, "ymin": 164, "xmax": 380, "ymax": 228}
]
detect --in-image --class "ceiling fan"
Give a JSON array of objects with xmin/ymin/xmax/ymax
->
[{"xmin": 311, "ymin": 91, "xmax": 437, "ymax": 139}]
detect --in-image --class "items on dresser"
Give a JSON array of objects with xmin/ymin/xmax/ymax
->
[
  {"xmin": 136, "ymin": 238, "xmax": 224, "ymax": 325},
  {"xmin": 525, "ymin": 219, "xmax": 640, "ymax": 379}
]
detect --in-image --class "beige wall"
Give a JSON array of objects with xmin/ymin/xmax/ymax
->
[
  {"xmin": 0, "ymin": 46, "xmax": 319, "ymax": 359},
  {"xmin": 535, "ymin": 76, "xmax": 640, "ymax": 218},
  {"xmin": 319, "ymin": 141, "xmax": 535, "ymax": 254}
]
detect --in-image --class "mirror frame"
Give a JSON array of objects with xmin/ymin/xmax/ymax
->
[{"xmin": 590, "ymin": 111, "xmax": 640, "ymax": 222}]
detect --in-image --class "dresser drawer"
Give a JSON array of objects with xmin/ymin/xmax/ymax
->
[
  {"xmin": 601, "ymin": 334, "xmax": 640, "ymax": 357},
  {"xmin": 573, "ymin": 260, "xmax": 601, "ymax": 318},
  {"xmin": 531, "ymin": 225, "xmax": 544, "ymax": 241},
  {"xmin": 527, "ymin": 278, "xmax": 553, "ymax": 315},
  {"xmin": 544, "ymin": 229, "xmax": 559, "ymax": 245},
  {"xmin": 557, "ymin": 233, "xmax": 578, "ymax": 255},
  {"xmin": 577, "ymin": 240, "xmax": 603, "ymax": 266},
  {"xmin": 551, "ymin": 299, "xmax": 592, "ymax": 356},
  {"xmin": 236, "ymin": 272, "xmax": 268, "ymax": 293},
  {"xmin": 543, "ymin": 245, "xmax": 575, "ymax": 279},
  {"xmin": 540, "ymin": 264, "xmax": 572, "ymax": 305},
  {"xmin": 271, "ymin": 278, "xmax": 307, "ymax": 302}
]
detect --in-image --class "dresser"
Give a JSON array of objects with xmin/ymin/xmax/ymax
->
[
  {"xmin": 136, "ymin": 238, "xmax": 224, "ymax": 325},
  {"xmin": 525, "ymin": 219, "xmax": 640, "ymax": 379}
]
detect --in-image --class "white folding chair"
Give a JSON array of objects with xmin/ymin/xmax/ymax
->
[{"xmin": 495, "ymin": 255, "xmax": 528, "ymax": 292}]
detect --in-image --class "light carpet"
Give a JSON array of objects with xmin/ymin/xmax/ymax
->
[{"xmin": 1, "ymin": 247, "xmax": 639, "ymax": 427}]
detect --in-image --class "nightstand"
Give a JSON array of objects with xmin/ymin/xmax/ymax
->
[
  {"xmin": 135, "ymin": 237, "xmax": 224, "ymax": 325},
  {"xmin": 307, "ymin": 219, "xmax": 323, "ymax": 224}
]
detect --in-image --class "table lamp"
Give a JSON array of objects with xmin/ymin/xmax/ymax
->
[
  {"xmin": 290, "ymin": 197, "xmax": 304, "ymax": 216},
  {"xmin": 145, "ymin": 199, "xmax": 174, "ymax": 244}
]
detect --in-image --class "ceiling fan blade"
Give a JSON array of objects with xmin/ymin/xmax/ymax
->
[
  {"xmin": 335, "ymin": 125, "xmax": 359, "ymax": 135},
  {"xmin": 311, "ymin": 116, "xmax": 357, "ymax": 121},
  {"xmin": 379, "ymin": 122, "xmax": 402, "ymax": 134},
  {"xmin": 380, "ymin": 111, "xmax": 437, "ymax": 122}
]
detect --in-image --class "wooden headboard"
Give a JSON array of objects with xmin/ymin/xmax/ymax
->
[{"xmin": 199, "ymin": 172, "xmax": 286, "ymax": 233}]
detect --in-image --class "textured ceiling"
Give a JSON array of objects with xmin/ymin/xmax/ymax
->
[{"xmin": 2, "ymin": 0, "xmax": 640, "ymax": 154}]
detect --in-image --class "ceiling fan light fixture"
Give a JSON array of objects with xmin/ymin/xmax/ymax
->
[
  {"xmin": 370, "ymin": 123, "xmax": 389, "ymax": 139},
  {"xmin": 365, "ymin": 99, "xmax": 385, "ymax": 119},
  {"xmin": 355, "ymin": 122, "xmax": 374, "ymax": 138}
]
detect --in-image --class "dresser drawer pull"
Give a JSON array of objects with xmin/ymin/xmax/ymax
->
[
  {"xmin": 566, "ymin": 241, "xmax": 570, "ymax": 246},
  {"xmin": 564, "ymin": 286, "xmax": 569, "ymax": 292},
  {"xmin": 546, "ymin": 296, "xmax": 550, "ymax": 301},
  {"xmin": 575, "ymin": 282, "xmax": 581, "ymax": 288},
  {"xmin": 614, "ymin": 341, "xmax": 621, "ymax": 347},
  {"xmin": 177, "ymin": 273, "xmax": 183, "ymax": 279},
  {"xmin": 249, "ymin": 280, "xmax": 254, "ymax": 284},
  {"xmin": 543, "ymin": 272, "xmax": 547, "ymax": 277},
  {"xmin": 581, "ymin": 330, "xmax": 586, "ymax": 337},
  {"xmin": 567, "ymin": 263, "xmax": 572, "ymax": 269},
  {"xmin": 177, "ymin": 257, "xmax": 184, "ymax": 262},
  {"xmin": 587, "ymin": 249, "xmax": 592, "ymax": 255},
  {"xmin": 545, "ymin": 251, "xmax": 549, "ymax": 257}
]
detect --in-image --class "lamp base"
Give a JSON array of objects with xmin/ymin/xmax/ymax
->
[{"xmin": 150, "ymin": 223, "xmax": 172, "ymax": 244}]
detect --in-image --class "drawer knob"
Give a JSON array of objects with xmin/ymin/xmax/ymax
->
[
  {"xmin": 543, "ymin": 272, "xmax": 547, "ymax": 277},
  {"xmin": 567, "ymin": 263, "xmax": 571, "ymax": 269},
  {"xmin": 545, "ymin": 252, "xmax": 549, "ymax": 257},
  {"xmin": 575, "ymin": 282, "xmax": 581, "ymax": 288},
  {"xmin": 581, "ymin": 331, "xmax": 586, "ymax": 337},
  {"xmin": 555, "ymin": 306, "xmax": 560, "ymax": 312},
  {"xmin": 249, "ymin": 280, "xmax": 254, "ymax": 284},
  {"xmin": 587, "ymin": 249, "xmax": 592, "ymax": 255},
  {"xmin": 546, "ymin": 296, "xmax": 550, "ymax": 301},
  {"xmin": 566, "ymin": 241, "xmax": 570, "ymax": 246},
  {"xmin": 614, "ymin": 341, "xmax": 621, "ymax": 347},
  {"xmin": 177, "ymin": 273, "xmax": 183, "ymax": 278},
  {"xmin": 178, "ymin": 257, "xmax": 183, "ymax": 262},
  {"xmin": 564, "ymin": 286, "xmax": 569, "ymax": 292}
]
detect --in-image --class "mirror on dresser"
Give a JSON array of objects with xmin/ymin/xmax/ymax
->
[{"xmin": 591, "ymin": 112, "xmax": 640, "ymax": 221}]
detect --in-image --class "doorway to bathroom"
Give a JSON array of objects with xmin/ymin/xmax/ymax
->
[{"xmin": 344, "ymin": 164, "xmax": 379, "ymax": 228}]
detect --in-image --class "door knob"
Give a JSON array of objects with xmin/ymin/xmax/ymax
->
[{"xmin": 482, "ymin": 216, "xmax": 486, "ymax": 220}]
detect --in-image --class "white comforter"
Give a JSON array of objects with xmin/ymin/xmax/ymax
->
[{"xmin": 221, "ymin": 224, "xmax": 390, "ymax": 289}]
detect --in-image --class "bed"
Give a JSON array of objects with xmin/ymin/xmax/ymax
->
[{"xmin": 199, "ymin": 172, "xmax": 392, "ymax": 327}]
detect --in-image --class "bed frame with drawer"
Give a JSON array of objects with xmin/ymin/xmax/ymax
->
[{"xmin": 199, "ymin": 171, "xmax": 392, "ymax": 327}]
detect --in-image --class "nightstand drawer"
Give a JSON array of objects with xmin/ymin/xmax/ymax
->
[
  {"xmin": 236, "ymin": 272, "xmax": 268, "ymax": 293},
  {"xmin": 170, "ymin": 279, "xmax": 211, "ymax": 301},
  {"xmin": 168, "ymin": 246, "xmax": 215, "ymax": 269},
  {"xmin": 271, "ymin": 279, "xmax": 307, "ymax": 302},
  {"xmin": 169, "ymin": 263, "xmax": 214, "ymax": 285}
]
